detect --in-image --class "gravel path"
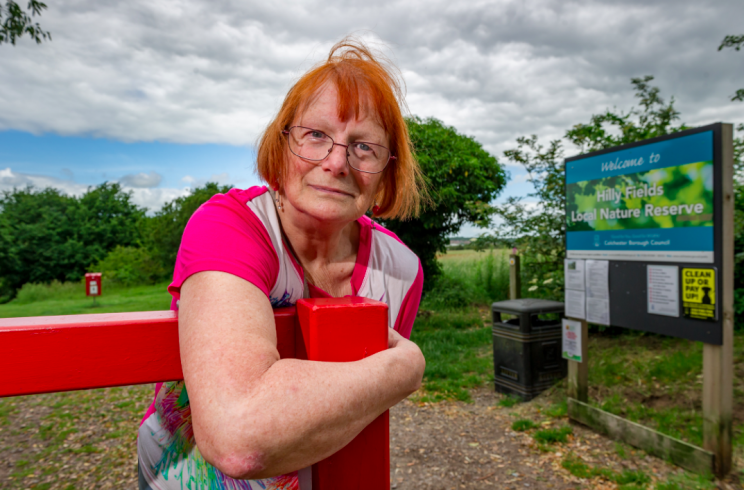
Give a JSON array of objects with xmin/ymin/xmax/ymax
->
[{"xmin": 0, "ymin": 385, "xmax": 742, "ymax": 489}]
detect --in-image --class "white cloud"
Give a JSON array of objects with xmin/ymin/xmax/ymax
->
[
  {"xmin": 118, "ymin": 171, "xmax": 163, "ymax": 188},
  {"xmin": 0, "ymin": 0, "xmax": 741, "ymax": 163},
  {"xmin": 0, "ymin": 167, "xmax": 89, "ymax": 196},
  {"xmin": 182, "ymin": 172, "xmax": 231, "ymax": 189},
  {"xmin": 0, "ymin": 167, "xmax": 189, "ymax": 212}
]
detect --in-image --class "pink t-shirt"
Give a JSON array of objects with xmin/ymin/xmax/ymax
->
[{"xmin": 138, "ymin": 186, "xmax": 423, "ymax": 490}]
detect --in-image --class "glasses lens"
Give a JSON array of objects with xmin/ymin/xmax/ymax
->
[
  {"xmin": 286, "ymin": 127, "xmax": 391, "ymax": 173},
  {"xmin": 349, "ymin": 142, "xmax": 390, "ymax": 173},
  {"xmin": 288, "ymin": 127, "xmax": 333, "ymax": 161}
]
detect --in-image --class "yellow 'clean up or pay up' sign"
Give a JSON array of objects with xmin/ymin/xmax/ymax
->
[{"xmin": 682, "ymin": 268, "xmax": 716, "ymax": 322}]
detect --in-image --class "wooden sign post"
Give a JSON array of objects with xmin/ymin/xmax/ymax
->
[
  {"xmin": 509, "ymin": 252, "xmax": 521, "ymax": 300},
  {"xmin": 702, "ymin": 123, "xmax": 734, "ymax": 476},
  {"xmin": 563, "ymin": 123, "xmax": 734, "ymax": 477}
]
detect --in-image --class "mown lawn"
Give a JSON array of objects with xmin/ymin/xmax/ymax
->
[{"xmin": 0, "ymin": 282, "xmax": 172, "ymax": 318}]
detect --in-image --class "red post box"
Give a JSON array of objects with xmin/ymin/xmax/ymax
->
[{"xmin": 85, "ymin": 273, "xmax": 102, "ymax": 297}]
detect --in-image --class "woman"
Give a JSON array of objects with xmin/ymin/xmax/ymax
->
[{"xmin": 137, "ymin": 39, "xmax": 427, "ymax": 490}]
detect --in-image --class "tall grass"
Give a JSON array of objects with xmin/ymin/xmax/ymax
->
[
  {"xmin": 411, "ymin": 249, "xmax": 511, "ymax": 401},
  {"xmin": 422, "ymin": 249, "xmax": 510, "ymax": 309}
]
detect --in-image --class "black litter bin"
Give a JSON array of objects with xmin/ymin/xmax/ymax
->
[{"xmin": 491, "ymin": 298, "xmax": 566, "ymax": 401}]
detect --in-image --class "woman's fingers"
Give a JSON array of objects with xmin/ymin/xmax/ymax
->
[{"xmin": 387, "ymin": 327, "xmax": 404, "ymax": 349}]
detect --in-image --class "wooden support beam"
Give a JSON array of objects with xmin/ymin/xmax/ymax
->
[
  {"xmin": 509, "ymin": 253, "xmax": 521, "ymax": 300},
  {"xmin": 568, "ymin": 398, "xmax": 714, "ymax": 474},
  {"xmin": 566, "ymin": 319, "xmax": 588, "ymax": 403},
  {"xmin": 703, "ymin": 122, "xmax": 735, "ymax": 477}
]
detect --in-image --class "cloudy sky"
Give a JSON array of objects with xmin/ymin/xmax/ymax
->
[{"xmin": 1, "ymin": 0, "xmax": 742, "ymax": 233}]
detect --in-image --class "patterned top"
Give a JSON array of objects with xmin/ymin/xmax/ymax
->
[{"xmin": 137, "ymin": 186, "xmax": 423, "ymax": 490}]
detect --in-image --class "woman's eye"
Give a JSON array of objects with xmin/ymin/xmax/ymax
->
[
  {"xmin": 310, "ymin": 131, "xmax": 326, "ymax": 139},
  {"xmin": 356, "ymin": 143, "xmax": 372, "ymax": 152}
]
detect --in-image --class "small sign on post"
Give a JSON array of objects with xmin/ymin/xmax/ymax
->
[{"xmin": 85, "ymin": 273, "xmax": 102, "ymax": 305}]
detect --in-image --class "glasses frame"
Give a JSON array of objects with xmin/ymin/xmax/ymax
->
[{"xmin": 282, "ymin": 126, "xmax": 396, "ymax": 174}]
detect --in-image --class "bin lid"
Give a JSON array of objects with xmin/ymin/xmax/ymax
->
[{"xmin": 491, "ymin": 298, "xmax": 564, "ymax": 314}]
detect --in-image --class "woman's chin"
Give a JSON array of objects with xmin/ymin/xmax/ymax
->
[{"xmin": 297, "ymin": 203, "xmax": 361, "ymax": 225}]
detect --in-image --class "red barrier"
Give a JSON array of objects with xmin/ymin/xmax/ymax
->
[{"xmin": 0, "ymin": 297, "xmax": 390, "ymax": 489}]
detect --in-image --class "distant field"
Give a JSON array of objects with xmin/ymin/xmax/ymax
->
[
  {"xmin": 438, "ymin": 248, "xmax": 509, "ymax": 262},
  {"xmin": 0, "ymin": 282, "xmax": 172, "ymax": 318}
]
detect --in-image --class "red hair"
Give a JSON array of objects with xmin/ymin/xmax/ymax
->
[{"xmin": 256, "ymin": 38, "xmax": 425, "ymax": 220}]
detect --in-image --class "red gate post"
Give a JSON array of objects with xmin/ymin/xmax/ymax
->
[
  {"xmin": 0, "ymin": 297, "xmax": 390, "ymax": 489},
  {"xmin": 297, "ymin": 298, "xmax": 390, "ymax": 490}
]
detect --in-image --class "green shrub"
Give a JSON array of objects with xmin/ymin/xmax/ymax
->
[
  {"xmin": 14, "ymin": 280, "xmax": 83, "ymax": 304},
  {"xmin": 533, "ymin": 425, "xmax": 572, "ymax": 444},
  {"xmin": 544, "ymin": 401, "xmax": 567, "ymax": 418},
  {"xmin": 497, "ymin": 395, "xmax": 520, "ymax": 408},
  {"xmin": 511, "ymin": 419, "xmax": 537, "ymax": 432},
  {"xmin": 421, "ymin": 274, "xmax": 477, "ymax": 309},
  {"xmin": 90, "ymin": 246, "xmax": 168, "ymax": 286}
]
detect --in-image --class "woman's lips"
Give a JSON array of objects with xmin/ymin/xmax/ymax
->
[{"xmin": 309, "ymin": 185, "xmax": 354, "ymax": 197}]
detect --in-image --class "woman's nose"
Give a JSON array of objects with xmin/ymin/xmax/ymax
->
[{"xmin": 321, "ymin": 143, "xmax": 350, "ymax": 175}]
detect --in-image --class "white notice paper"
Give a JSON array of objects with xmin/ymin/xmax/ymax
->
[
  {"xmin": 565, "ymin": 289, "xmax": 586, "ymax": 319},
  {"xmin": 564, "ymin": 259, "xmax": 586, "ymax": 291},
  {"xmin": 585, "ymin": 260, "xmax": 610, "ymax": 299},
  {"xmin": 647, "ymin": 265, "xmax": 680, "ymax": 317},
  {"xmin": 586, "ymin": 297, "xmax": 610, "ymax": 325},
  {"xmin": 562, "ymin": 318, "xmax": 583, "ymax": 362}
]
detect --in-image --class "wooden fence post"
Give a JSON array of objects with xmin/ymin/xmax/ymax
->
[
  {"xmin": 703, "ymin": 123, "xmax": 734, "ymax": 477},
  {"xmin": 509, "ymin": 253, "xmax": 521, "ymax": 300},
  {"xmin": 566, "ymin": 319, "xmax": 588, "ymax": 403}
]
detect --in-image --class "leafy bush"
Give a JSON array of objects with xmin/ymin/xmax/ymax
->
[
  {"xmin": 735, "ymin": 288, "xmax": 744, "ymax": 330},
  {"xmin": 381, "ymin": 117, "xmax": 507, "ymax": 290},
  {"xmin": 497, "ymin": 395, "xmax": 520, "ymax": 408},
  {"xmin": 511, "ymin": 419, "xmax": 537, "ymax": 432},
  {"xmin": 421, "ymin": 274, "xmax": 476, "ymax": 310},
  {"xmin": 533, "ymin": 425, "xmax": 572, "ymax": 444},
  {"xmin": 13, "ymin": 280, "xmax": 83, "ymax": 304},
  {"xmin": 0, "ymin": 183, "xmax": 145, "ymax": 300},
  {"xmin": 90, "ymin": 246, "xmax": 168, "ymax": 286}
]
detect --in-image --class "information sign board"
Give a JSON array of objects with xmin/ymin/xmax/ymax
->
[
  {"xmin": 564, "ymin": 123, "xmax": 726, "ymax": 344},
  {"xmin": 566, "ymin": 131, "xmax": 713, "ymax": 263}
]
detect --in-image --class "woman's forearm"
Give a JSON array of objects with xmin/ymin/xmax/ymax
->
[
  {"xmin": 179, "ymin": 271, "xmax": 425, "ymax": 480},
  {"xmin": 194, "ymin": 345, "xmax": 423, "ymax": 480}
]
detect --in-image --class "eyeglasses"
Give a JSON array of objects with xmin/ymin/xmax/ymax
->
[{"xmin": 282, "ymin": 126, "xmax": 395, "ymax": 174}]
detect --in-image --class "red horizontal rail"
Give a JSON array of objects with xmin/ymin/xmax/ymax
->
[
  {"xmin": 0, "ymin": 308, "xmax": 298, "ymax": 398},
  {"xmin": 0, "ymin": 298, "xmax": 390, "ymax": 489}
]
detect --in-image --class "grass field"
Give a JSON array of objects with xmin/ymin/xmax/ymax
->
[{"xmin": 0, "ymin": 281, "xmax": 172, "ymax": 318}]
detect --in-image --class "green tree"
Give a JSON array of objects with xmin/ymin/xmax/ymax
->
[
  {"xmin": 0, "ymin": 183, "xmax": 143, "ymax": 299},
  {"xmin": 380, "ymin": 117, "xmax": 507, "ymax": 290},
  {"xmin": 718, "ymin": 35, "xmax": 744, "ymax": 102},
  {"xmin": 142, "ymin": 182, "xmax": 232, "ymax": 272},
  {"xmin": 498, "ymin": 76, "xmax": 687, "ymax": 299},
  {"xmin": 0, "ymin": 0, "xmax": 50, "ymax": 45}
]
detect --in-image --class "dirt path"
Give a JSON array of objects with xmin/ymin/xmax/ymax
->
[
  {"xmin": 0, "ymin": 385, "xmax": 742, "ymax": 489},
  {"xmin": 390, "ymin": 388, "xmax": 744, "ymax": 490}
]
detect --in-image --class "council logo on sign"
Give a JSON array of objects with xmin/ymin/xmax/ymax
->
[{"xmin": 681, "ymin": 268, "xmax": 716, "ymax": 321}]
